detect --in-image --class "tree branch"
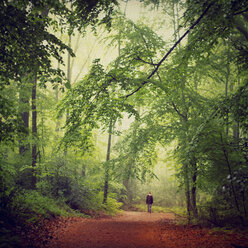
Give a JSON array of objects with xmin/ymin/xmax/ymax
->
[
  {"xmin": 242, "ymin": 13, "xmax": 248, "ymax": 22},
  {"xmin": 234, "ymin": 16, "xmax": 248, "ymax": 42},
  {"xmin": 234, "ymin": 7, "xmax": 248, "ymax": 16},
  {"xmin": 134, "ymin": 56, "xmax": 159, "ymax": 66},
  {"xmin": 125, "ymin": 3, "xmax": 213, "ymax": 98},
  {"xmin": 172, "ymin": 102, "xmax": 187, "ymax": 121},
  {"xmin": 139, "ymin": 32, "xmax": 162, "ymax": 82}
]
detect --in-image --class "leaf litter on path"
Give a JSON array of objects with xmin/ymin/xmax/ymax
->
[{"xmin": 24, "ymin": 211, "xmax": 248, "ymax": 248}]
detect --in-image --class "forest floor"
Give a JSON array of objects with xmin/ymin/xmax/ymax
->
[{"xmin": 26, "ymin": 211, "xmax": 248, "ymax": 248}]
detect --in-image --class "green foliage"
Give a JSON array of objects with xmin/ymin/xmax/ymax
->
[
  {"xmin": 0, "ymin": 0, "xmax": 248, "ymax": 240},
  {"xmin": 0, "ymin": 0, "xmax": 118, "ymax": 144},
  {"xmin": 0, "ymin": 154, "xmax": 17, "ymax": 219},
  {"xmin": 0, "ymin": 0, "xmax": 118, "ymax": 83},
  {"xmin": 100, "ymin": 192, "xmax": 123, "ymax": 215},
  {"xmin": 183, "ymin": 0, "xmax": 248, "ymax": 68},
  {"xmin": 13, "ymin": 190, "xmax": 70, "ymax": 221},
  {"xmin": 134, "ymin": 203, "xmax": 186, "ymax": 216},
  {"xmin": 64, "ymin": 180, "xmax": 96, "ymax": 211},
  {"xmin": 113, "ymin": 121, "xmax": 158, "ymax": 182},
  {"xmin": 224, "ymin": 82, "xmax": 248, "ymax": 132},
  {"xmin": 58, "ymin": 57, "xmax": 138, "ymax": 150},
  {"xmin": 0, "ymin": 83, "xmax": 24, "ymax": 143}
]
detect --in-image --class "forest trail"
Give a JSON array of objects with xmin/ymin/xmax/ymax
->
[{"xmin": 45, "ymin": 211, "xmax": 248, "ymax": 248}]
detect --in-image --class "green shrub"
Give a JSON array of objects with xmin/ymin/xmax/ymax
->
[
  {"xmin": 134, "ymin": 203, "xmax": 186, "ymax": 216},
  {"xmin": 12, "ymin": 190, "xmax": 70, "ymax": 222},
  {"xmin": 0, "ymin": 227, "xmax": 20, "ymax": 248},
  {"xmin": 100, "ymin": 193, "xmax": 122, "ymax": 215},
  {"xmin": 65, "ymin": 181, "xmax": 95, "ymax": 211}
]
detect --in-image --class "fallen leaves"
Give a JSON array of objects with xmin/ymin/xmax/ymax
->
[{"xmin": 20, "ymin": 212, "xmax": 248, "ymax": 248}]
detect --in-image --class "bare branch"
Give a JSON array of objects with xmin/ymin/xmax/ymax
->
[
  {"xmin": 134, "ymin": 56, "xmax": 159, "ymax": 66},
  {"xmin": 234, "ymin": 7, "xmax": 248, "ymax": 16},
  {"xmin": 172, "ymin": 102, "xmax": 187, "ymax": 121},
  {"xmin": 125, "ymin": 3, "xmax": 213, "ymax": 98}
]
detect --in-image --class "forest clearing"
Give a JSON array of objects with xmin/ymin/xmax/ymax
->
[{"xmin": 1, "ymin": 0, "xmax": 248, "ymax": 247}]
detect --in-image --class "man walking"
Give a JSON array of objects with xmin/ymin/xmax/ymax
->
[{"xmin": 146, "ymin": 192, "xmax": 153, "ymax": 213}]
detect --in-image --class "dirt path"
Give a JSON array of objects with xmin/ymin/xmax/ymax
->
[{"xmin": 46, "ymin": 211, "xmax": 248, "ymax": 248}]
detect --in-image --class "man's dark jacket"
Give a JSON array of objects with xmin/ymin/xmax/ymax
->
[{"xmin": 146, "ymin": 194, "xmax": 153, "ymax": 204}]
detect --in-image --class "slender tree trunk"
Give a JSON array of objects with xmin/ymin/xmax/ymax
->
[
  {"xmin": 171, "ymin": 2, "xmax": 193, "ymax": 222},
  {"xmin": 103, "ymin": 165, "xmax": 109, "ymax": 204},
  {"xmin": 55, "ymin": 62, "xmax": 61, "ymax": 132},
  {"xmin": 183, "ymin": 162, "xmax": 192, "ymax": 223},
  {"xmin": 82, "ymin": 164, "xmax": 86, "ymax": 177},
  {"xmin": 19, "ymin": 80, "xmax": 30, "ymax": 155},
  {"xmin": 103, "ymin": 121, "xmax": 113, "ymax": 204},
  {"xmin": 225, "ymin": 42, "xmax": 230, "ymax": 135},
  {"xmin": 64, "ymin": 34, "xmax": 72, "ymax": 155},
  {"xmin": 231, "ymin": 75, "xmax": 240, "ymax": 145},
  {"xmin": 67, "ymin": 35, "xmax": 72, "ymax": 84},
  {"xmin": 186, "ymin": 180, "xmax": 191, "ymax": 223},
  {"xmin": 123, "ymin": 159, "xmax": 134, "ymax": 204},
  {"xmin": 70, "ymin": 33, "xmax": 80, "ymax": 74},
  {"xmin": 41, "ymin": 113, "xmax": 45, "ymax": 159},
  {"xmin": 191, "ymin": 159, "xmax": 198, "ymax": 218},
  {"xmin": 220, "ymin": 132, "xmax": 244, "ymax": 225},
  {"xmin": 31, "ymin": 72, "xmax": 38, "ymax": 189},
  {"xmin": 172, "ymin": 2, "xmax": 178, "ymax": 42},
  {"xmin": 241, "ymin": 191, "xmax": 247, "ymax": 218}
]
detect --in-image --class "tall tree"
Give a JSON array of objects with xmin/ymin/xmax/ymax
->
[
  {"xmin": 31, "ymin": 72, "xmax": 38, "ymax": 189},
  {"xmin": 0, "ymin": 0, "xmax": 118, "ymax": 143},
  {"xmin": 103, "ymin": 120, "xmax": 113, "ymax": 204}
]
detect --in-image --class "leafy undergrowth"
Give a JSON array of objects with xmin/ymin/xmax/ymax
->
[
  {"xmin": 131, "ymin": 204, "xmax": 248, "ymax": 230},
  {"xmin": 159, "ymin": 221, "xmax": 248, "ymax": 248},
  {"xmin": 0, "ymin": 189, "xmax": 122, "ymax": 248},
  {"xmin": 134, "ymin": 204, "xmax": 186, "ymax": 216},
  {"xmin": 19, "ymin": 208, "xmax": 121, "ymax": 247}
]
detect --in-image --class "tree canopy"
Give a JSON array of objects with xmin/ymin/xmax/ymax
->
[{"xmin": 1, "ymin": 0, "xmax": 248, "ymax": 246}]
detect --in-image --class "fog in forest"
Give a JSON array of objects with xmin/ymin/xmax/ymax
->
[{"xmin": 1, "ymin": 0, "xmax": 248, "ymax": 246}]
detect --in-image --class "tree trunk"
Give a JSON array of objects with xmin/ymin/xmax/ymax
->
[
  {"xmin": 67, "ymin": 34, "xmax": 72, "ymax": 84},
  {"xmin": 225, "ymin": 42, "xmax": 230, "ymax": 135},
  {"xmin": 55, "ymin": 62, "xmax": 61, "ymax": 132},
  {"xmin": 172, "ymin": 2, "xmax": 178, "ymax": 42},
  {"xmin": 103, "ymin": 121, "xmax": 113, "ymax": 204},
  {"xmin": 82, "ymin": 164, "xmax": 86, "ymax": 177},
  {"xmin": 170, "ymin": 2, "xmax": 194, "ymax": 223},
  {"xmin": 19, "ymin": 81, "xmax": 30, "ymax": 156},
  {"xmin": 230, "ymin": 75, "xmax": 240, "ymax": 146},
  {"xmin": 41, "ymin": 113, "xmax": 45, "ymax": 160},
  {"xmin": 191, "ymin": 159, "xmax": 198, "ymax": 218},
  {"xmin": 64, "ymin": 34, "xmax": 72, "ymax": 155},
  {"xmin": 31, "ymin": 72, "xmax": 38, "ymax": 189},
  {"xmin": 220, "ymin": 132, "xmax": 244, "ymax": 225},
  {"xmin": 123, "ymin": 160, "xmax": 134, "ymax": 204},
  {"xmin": 184, "ymin": 162, "xmax": 192, "ymax": 223}
]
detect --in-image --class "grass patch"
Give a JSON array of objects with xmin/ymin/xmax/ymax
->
[
  {"xmin": 134, "ymin": 204, "xmax": 186, "ymax": 216},
  {"xmin": 12, "ymin": 190, "xmax": 89, "ymax": 224}
]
